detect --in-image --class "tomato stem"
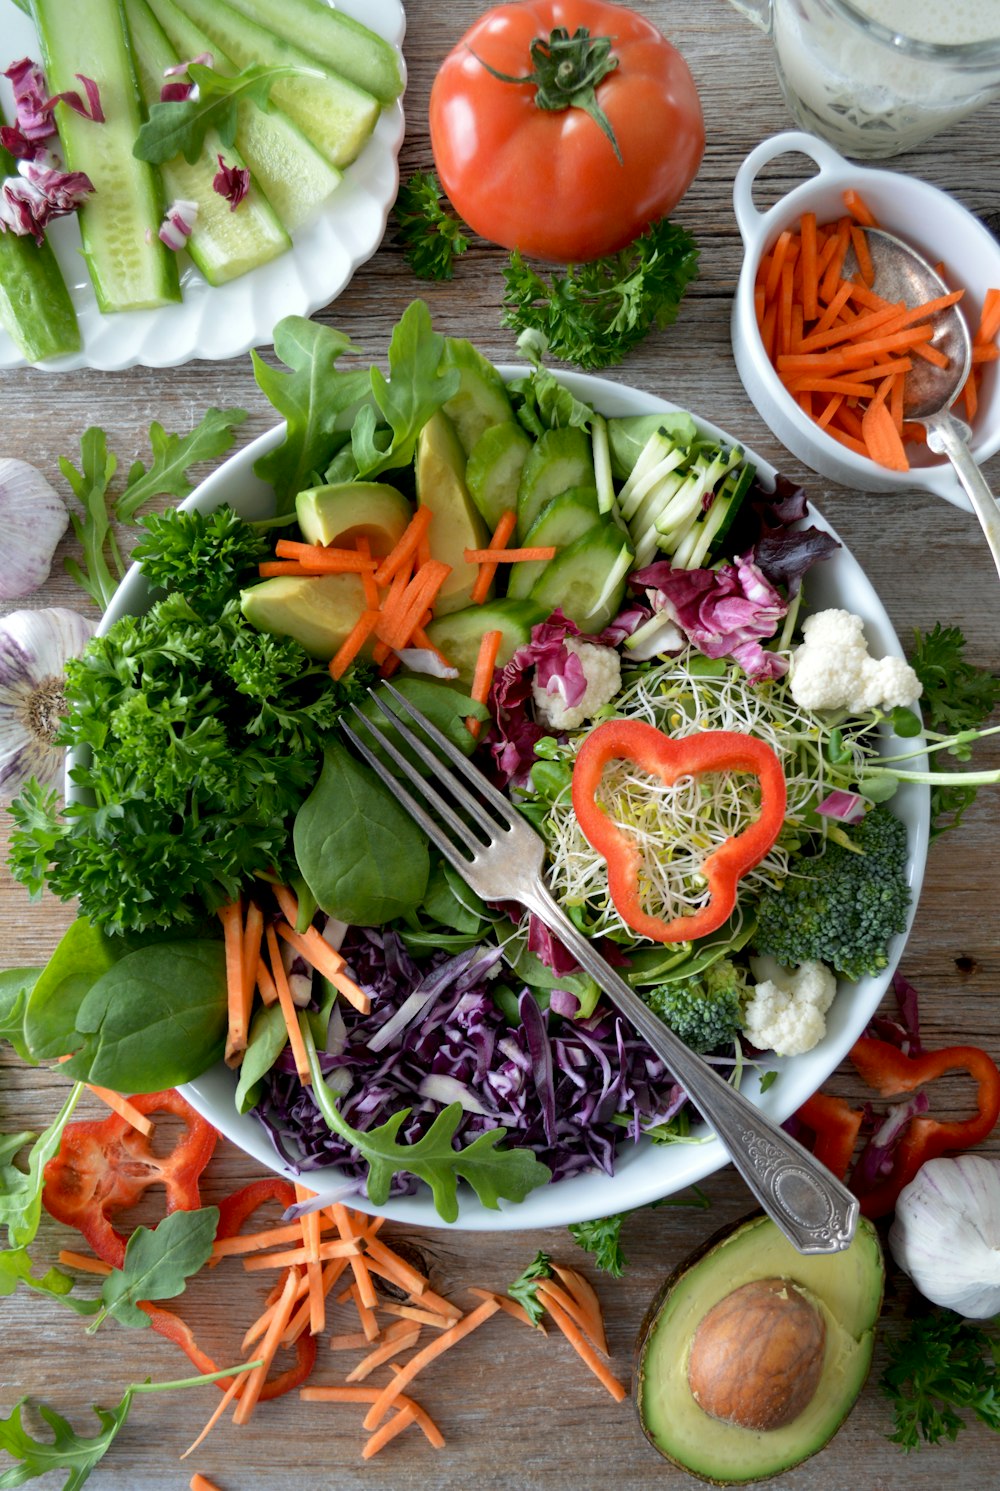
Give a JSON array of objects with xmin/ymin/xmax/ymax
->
[{"xmin": 468, "ymin": 26, "xmax": 623, "ymax": 165}]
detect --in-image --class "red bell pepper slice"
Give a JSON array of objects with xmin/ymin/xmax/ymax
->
[
  {"xmin": 847, "ymin": 1035, "xmax": 1000, "ymax": 1218},
  {"xmin": 141, "ymin": 1300, "xmax": 317, "ymax": 1401},
  {"xmin": 42, "ymin": 1088, "xmax": 218, "ymax": 1268},
  {"xmin": 214, "ymin": 1177, "xmax": 297, "ymax": 1243},
  {"xmin": 571, "ymin": 719, "xmax": 787, "ymax": 943},
  {"xmin": 794, "ymin": 1092, "xmax": 864, "ymax": 1181}
]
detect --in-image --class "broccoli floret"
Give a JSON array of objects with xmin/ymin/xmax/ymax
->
[
  {"xmin": 642, "ymin": 957, "xmax": 747, "ymax": 1053},
  {"xmin": 752, "ymin": 805, "xmax": 910, "ymax": 981}
]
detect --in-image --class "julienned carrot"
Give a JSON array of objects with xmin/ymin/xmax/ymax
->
[
  {"xmin": 265, "ymin": 924, "xmax": 312, "ymax": 1084},
  {"xmin": 300, "ymin": 1386, "xmax": 445, "ymax": 1451},
  {"xmin": 377, "ymin": 560, "xmax": 453, "ymax": 651},
  {"xmin": 331, "ymin": 1203, "xmax": 380, "ymax": 1315},
  {"xmin": 83, "ymin": 1084, "xmax": 154, "ymax": 1136},
  {"xmin": 469, "ymin": 507, "xmax": 517, "ymax": 605},
  {"xmin": 330, "ymin": 609, "xmax": 380, "ymax": 682},
  {"xmin": 346, "ymin": 1324, "xmax": 422, "ymax": 1383},
  {"xmin": 59, "ymin": 1249, "xmax": 112, "ymax": 1276},
  {"xmin": 242, "ymin": 902, "xmax": 263, "ymax": 1011},
  {"xmin": 362, "ymin": 1234, "xmax": 430, "ymax": 1298},
  {"xmin": 468, "ymin": 1287, "xmax": 540, "ymax": 1331},
  {"xmin": 373, "ymin": 506, "xmax": 434, "ymax": 586},
  {"xmin": 550, "ymin": 1264, "xmax": 610, "ymax": 1356},
  {"xmin": 182, "ymin": 1373, "xmax": 242, "ymax": 1458},
  {"xmin": 379, "ymin": 1301, "xmax": 454, "ymax": 1331},
  {"xmin": 275, "ymin": 920, "xmax": 346, "ymax": 979},
  {"xmin": 232, "ymin": 1267, "xmax": 299, "ymax": 1425},
  {"xmin": 274, "ymin": 539, "xmax": 377, "ymax": 572},
  {"xmin": 362, "ymin": 1297, "xmax": 500, "ymax": 1430},
  {"xmin": 189, "ymin": 1473, "xmax": 224, "ymax": 1491},
  {"xmin": 462, "ymin": 546, "xmax": 557, "ymax": 564},
  {"xmin": 219, "ymin": 898, "xmax": 248, "ymax": 1067},
  {"xmin": 862, "ymin": 398, "xmax": 909, "ymax": 472},
  {"xmin": 465, "ymin": 628, "xmax": 503, "ymax": 740},
  {"xmin": 538, "ymin": 1291, "xmax": 627, "ymax": 1403},
  {"xmin": 240, "ymin": 1237, "xmax": 362, "ymax": 1271},
  {"xmin": 843, "ymin": 187, "xmax": 878, "ymax": 227},
  {"xmin": 211, "ymin": 1217, "xmax": 335, "ymax": 1261},
  {"xmin": 975, "ymin": 287, "xmax": 1000, "ymax": 344},
  {"xmin": 363, "ymin": 1404, "xmax": 419, "ymax": 1460}
]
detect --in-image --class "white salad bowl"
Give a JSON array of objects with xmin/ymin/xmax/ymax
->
[
  {"xmin": 732, "ymin": 131, "xmax": 1000, "ymax": 511},
  {"xmin": 95, "ymin": 370, "xmax": 929, "ymax": 1230}
]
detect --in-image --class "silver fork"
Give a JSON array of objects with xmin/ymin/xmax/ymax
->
[{"xmin": 342, "ymin": 683, "xmax": 859, "ymax": 1254}]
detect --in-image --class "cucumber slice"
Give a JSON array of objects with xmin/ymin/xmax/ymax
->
[
  {"xmin": 125, "ymin": 0, "xmax": 290, "ymax": 286},
  {"xmin": 424, "ymin": 599, "xmax": 548, "ymax": 689},
  {"xmin": 517, "ymin": 426, "xmax": 594, "ymax": 536},
  {"xmin": 0, "ymin": 134, "xmax": 81, "ymax": 361},
  {"xmin": 165, "ymin": 0, "xmax": 380, "ymax": 169},
  {"xmin": 506, "ymin": 486, "xmax": 601, "ymax": 600},
  {"xmin": 465, "ymin": 422, "xmax": 532, "ymax": 529},
  {"xmin": 31, "ymin": 0, "xmax": 180, "ymax": 312},
  {"xmin": 529, "ymin": 524, "xmax": 634, "ymax": 634},
  {"xmin": 441, "ymin": 339, "xmax": 516, "ymax": 456},
  {"xmin": 144, "ymin": 0, "xmax": 342, "ymax": 231},
  {"xmin": 222, "ymin": 0, "xmax": 403, "ymax": 103}
]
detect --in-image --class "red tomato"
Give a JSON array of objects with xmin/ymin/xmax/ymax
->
[{"xmin": 429, "ymin": 0, "xmax": 705, "ymax": 263}]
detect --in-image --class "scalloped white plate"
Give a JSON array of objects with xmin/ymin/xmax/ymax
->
[
  {"xmin": 95, "ymin": 370, "xmax": 930, "ymax": 1230},
  {"xmin": 0, "ymin": 0, "xmax": 404, "ymax": 371}
]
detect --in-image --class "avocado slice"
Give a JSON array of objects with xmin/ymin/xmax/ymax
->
[
  {"xmin": 240, "ymin": 572, "xmax": 367, "ymax": 660},
  {"xmin": 295, "ymin": 481, "xmax": 411, "ymax": 555},
  {"xmin": 635, "ymin": 1212, "xmax": 884, "ymax": 1485},
  {"xmin": 415, "ymin": 408, "xmax": 488, "ymax": 616}
]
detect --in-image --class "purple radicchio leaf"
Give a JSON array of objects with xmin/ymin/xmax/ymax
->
[
  {"xmin": 0, "ymin": 159, "xmax": 94, "ymax": 242},
  {"xmin": 3, "ymin": 58, "xmax": 57, "ymax": 147},
  {"xmin": 817, "ymin": 789, "xmax": 867, "ymax": 824},
  {"xmin": 213, "ymin": 154, "xmax": 251, "ymax": 211},
  {"xmin": 851, "ymin": 1091, "xmax": 930, "ymax": 1192}
]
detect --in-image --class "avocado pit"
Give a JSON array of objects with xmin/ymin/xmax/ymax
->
[{"xmin": 687, "ymin": 1276, "xmax": 826, "ymax": 1432}]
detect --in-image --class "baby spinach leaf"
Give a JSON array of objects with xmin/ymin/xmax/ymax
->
[
  {"xmin": 353, "ymin": 677, "xmax": 487, "ymax": 775},
  {"xmin": 133, "ymin": 63, "xmax": 301, "ymax": 164},
  {"xmin": 293, "ymin": 741, "xmax": 429, "ymax": 925},
  {"xmin": 62, "ymin": 942, "xmax": 227, "ymax": 1093},
  {"xmin": 351, "ymin": 300, "xmax": 460, "ymax": 479},
  {"xmin": 252, "ymin": 317, "xmax": 371, "ymax": 513},
  {"xmin": 0, "ymin": 970, "xmax": 39, "ymax": 1063},
  {"xmin": 23, "ymin": 918, "xmax": 119, "ymax": 1061},
  {"xmin": 234, "ymin": 1002, "xmax": 288, "ymax": 1114},
  {"xmin": 304, "ymin": 1027, "xmax": 550, "ymax": 1222},
  {"xmin": 91, "ymin": 1207, "xmax": 219, "ymax": 1332}
]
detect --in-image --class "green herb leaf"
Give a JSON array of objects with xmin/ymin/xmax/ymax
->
[
  {"xmin": 507, "ymin": 1250, "xmax": 553, "ymax": 1326},
  {"xmin": 881, "ymin": 1308, "xmax": 1000, "ymax": 1449},
  {"xmin": 0, "ymin": 1392, "xmax": 134, "ymax": 1490},
  {"xmin": 113, "ymin": 408, "xmax": 247, "ymax": 522},
  {"xmin": 351, "ymin": 300, "xmax": 460, "ymax": 479},
  {"xmin": 91, "ymin": 1207, "xmax": 219, "ymax": 1332},
  {"xmin": 133, "ymin": 62, "xmax": 302, "ymax": 164},
  {"xmin": 252, "ymin": 317, "xmax": 371, "ymax": 513},
  {"xmin": 909, "ymin": 625, "xmax": 1000, "ymax": 837},
  {"xmin": 293, "ymin": 741, "xmax": 430, "ymax": 925},
  {"xmin": 394, "ymin": 170, "xmax": 471, "ymax": 281},
  {"xmin": 568, "ymin": 1214, "xmax": 627, "ymax": 1276},
  {"xmin": 0, "ymin": 1247, "xmax": 100, "ymax": 1317},
  {"xmin": 60, "ymin": 428, "xmax": 119, "ymax": 610},
  {"xmin": 304, "ymin": 1027, "xmax": 550, "ymax": 1222},
  {"xmin": 61, "ymin": 941, "xmax": 227, "ymax": 1092},
  {"xmin": 0, "ymin": 969, "xmax": 40, "ymax": 1064},
  {"xmin": 501, "ymin": 218, "xmax": 699, "ymax": 370},
  {"xmin": 758, "ymin": 1069, "xmax": 779, "ymax": 1093}
]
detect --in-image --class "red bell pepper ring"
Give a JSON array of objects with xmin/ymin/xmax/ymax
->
[
  {"xmin": 42, "ymin": 1088, "xmax": 218, "ymax": 1268},
  {"xmin": 847, "ymin": 1035, "xmax": 1000, "ymax": 1218},
  {"xmin": 795, "ymin": 1092, "xmax": 864, "ymax": 1181},
  {"xmin": 141, "ymin": 1300, "xmax": 318, "ymax": 1401},
  {"xmin": 571, "ymin": 719, "xmax": 787, "ymax": 943},
  {"xmin": 214, "ymin": 1177, "xmax": 297, "ymax": 1246}
]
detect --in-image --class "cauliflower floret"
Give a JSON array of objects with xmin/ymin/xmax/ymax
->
[
  {"xmin": 741, "ymin": 957, "xmax": 838, "ymax": 1057},
  {"xmin": 532, "ymin": 638, "xmax": 621, "ymax": 731},
  {"xmin": 788, "ymin": 608, "xmax": 922, "ymax": 714}
]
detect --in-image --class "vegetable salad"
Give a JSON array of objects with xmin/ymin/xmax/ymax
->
[{"xmin": 9, "ymin": 301, "xmax": 986, "ymax": 1221}]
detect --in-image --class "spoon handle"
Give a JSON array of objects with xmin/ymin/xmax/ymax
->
[{"xmin": 924, "ymin": 412, "xmax": 1000, "ymax": 582}]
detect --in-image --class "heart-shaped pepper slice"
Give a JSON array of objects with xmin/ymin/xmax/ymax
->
[{"xmin": 571, "ymin": 719, "xmax": 787, "ymax": 944}]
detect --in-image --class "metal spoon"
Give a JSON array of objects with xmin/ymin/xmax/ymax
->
[{"xmin": 847, "ymin": 228, "xmax": 1000, "ymax": 580}]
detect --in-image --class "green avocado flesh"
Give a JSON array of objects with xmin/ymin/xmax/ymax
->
[{"xmin": 635, "ymin": 1214, "xmax": 883, "ymax": 1485}]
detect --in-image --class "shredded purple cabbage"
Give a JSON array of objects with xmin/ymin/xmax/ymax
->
[{"xmin": 253, "ymin": 927, "xmax": 684, "ymax": 1196}]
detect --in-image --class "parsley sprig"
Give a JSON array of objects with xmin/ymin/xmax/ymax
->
[
  {"xmin": 395, "ymin": 170, "xmax": 471, "ymax": 281},
  {"xmin": 909, "ymin": 624, "xmax": 1000, "ymax": 836},
  {"xmin": 881, "ymin": 1307, "xmax": 1000, "ymax": 1449}
]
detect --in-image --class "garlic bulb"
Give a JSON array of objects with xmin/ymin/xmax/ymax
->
[
  {"xmin": 0, "ymin": 459, "xmax": 69, "ymax": 598},
  {"xmin": 889, "ymin": 1154, "xmax": 1000, "ymax": 1319},
  {"xmin": 0, "ymin": 608, "xmax": 97, "ymax": 799}
]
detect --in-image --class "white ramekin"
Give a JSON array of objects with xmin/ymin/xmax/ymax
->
[{"xmin": 731, "ymin": 131, "xmax": 1000, "ymax": 510}]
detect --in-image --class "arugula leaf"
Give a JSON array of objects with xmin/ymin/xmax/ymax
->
[
  {"xmin": 568, "ymin": 1214, "xmax": 628, "ymax": 1277},
  {"xmin": 351, "ymin": 300, "xmax": 460, "ymax": 479},
  {"xmin": 501, "ymin": 218, "xmax": 700, "ymax": 370},
  {"xmin": 0, "ymin": 1085, "xmax": 84, "ymax": 1250},
  {"xmin": 394, "ymin": 170, "xmax": 471, "ymax": 281},
  {"xmin": 304, "ymin": 1027, "xmax": 550, "ymax": 1222},
  {"xmin": 881, "ymin": 1308, "xmax": 1000, "ymax": 1449},
  {"xmin": 0, "ymin": 970, "xmax": 39, "ymax": 1064},
  {"xmin": 0, "ymin": 1248, "xmax": 100, "ymax": 1317},
  {"xmin": 59, "ymin": 409, "xmax": 248, "ymax": 611},
  {"xmin": 134, "ymin": 62, "xmax": 302, "ymax": 164},
  {"xmin": 506, "ymin": 329, "xmax": 597, "ymax": 437},
  {"xmin": 113, "ymin": 408, "xmax": 248, "ymax": 521},
  {"xmin": 90, "ymin": 1207, "xmax": 219, "ymax": 1332},
  {"xmin": 507, "ymin": 1250, "xmax": 552, "ymax": 1327},
  {"xmin": 252, "ymin": 317, "xmax": 370, "ymax": 513},
  {"xmin": 909, "ymin": 624, "xmax": 1000, "ymax": 836}
]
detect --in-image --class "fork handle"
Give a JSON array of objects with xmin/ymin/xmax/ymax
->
[{"xmin": 523, "ymin": 882, "xmax": 859, "ymax": 1255}]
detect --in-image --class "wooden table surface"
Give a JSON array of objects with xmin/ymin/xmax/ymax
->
[{"xmin": 2, "ymin": 2, "xmax": 999, "ymax": 1487}]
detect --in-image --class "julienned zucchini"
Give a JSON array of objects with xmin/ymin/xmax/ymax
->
[
  {"xmin": 124, "ymin": 0, "xmax": 290, "ymax": 286},
  {"xmin": 0, "ymin": 135, "xmax": 81, "ymax": 361},
  {"xmin": 31, "ymin": 0, "xmax": 180, "ymax": 313},
  {"xmin": 164, "ymin": 0, "xmax": 381, "ymax": 170}
]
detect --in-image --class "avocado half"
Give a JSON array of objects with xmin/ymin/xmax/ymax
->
[{"xmin": 634, "ymin": 1212, "xmax": 884, "ymax": 1485}]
